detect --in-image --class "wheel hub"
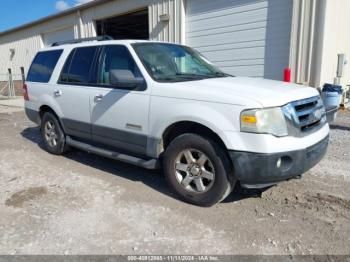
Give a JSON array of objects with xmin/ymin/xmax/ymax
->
[
  {"xmin": 44, "ymin": 121, "xmax": 58, "ymax": 147},
  {"xmin": 189, "ymin": 164, "xmax": 201, "ymax": 176}
]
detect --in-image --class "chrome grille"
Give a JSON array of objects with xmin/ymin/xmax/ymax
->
[{"xmin": 283, "ymin": 96, "xmax": 327, "ymax": 137}]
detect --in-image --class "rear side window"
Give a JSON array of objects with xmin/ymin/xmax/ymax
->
[
  {"xmin": 27, "ymin": 50, "xmax": 63, "ymax": 83},
  {"xmin": 59, "ymin": 46, "xmax": 98, "ymax": 84}
]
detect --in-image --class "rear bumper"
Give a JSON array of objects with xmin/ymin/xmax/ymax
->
[
  {"xmin": 25, "ymin": 107, "xmax": 40, "ymax": 125},
  {"xmin": 229, "ymin": 135, "xmax": 329, "ymax": 188}
]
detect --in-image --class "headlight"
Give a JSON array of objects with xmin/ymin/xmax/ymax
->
[{"xmin": 240, "ymin": 107, "xmax": 288, "ymax": 137}]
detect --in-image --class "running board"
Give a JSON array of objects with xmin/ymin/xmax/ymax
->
[{"xmin": 66, "ymin": 136, "xmax": 159, "ymax": 169}]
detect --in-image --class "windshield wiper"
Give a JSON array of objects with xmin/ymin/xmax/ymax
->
[
  {"xmin": 205, "ymin": 72, "xmax": 232, "ymax": 78},
  {"xmin": 157, "ymin": 74, "xmax": 205, "ymax": 81},
  {"xmin": 157, "ymin": 72, "xmax": 231, "ymax": 82},
  {"xmin": 156, "ymin": 76, "xmax": 186, "ymax": 82},
  {"xmin": 175, "ymin": 73, "xmax": 208, "ymax": 79},
  {"xmin": 176, "ymin": 72, "xmax": 232, "ymax": 79}
]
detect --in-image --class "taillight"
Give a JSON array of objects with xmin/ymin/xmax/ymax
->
[{"xmin": 23, "ymin": 83, "xmax": 29, "ymax": 101}]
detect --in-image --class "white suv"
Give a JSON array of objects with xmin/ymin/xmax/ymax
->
[{"xmin": 24, "ymin": 38, "xmax": 329, "ymax": 206}]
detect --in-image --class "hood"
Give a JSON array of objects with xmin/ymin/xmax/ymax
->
[{"xmin": 152, "ymin": 77, "xmax": 319, "ymax": 108}]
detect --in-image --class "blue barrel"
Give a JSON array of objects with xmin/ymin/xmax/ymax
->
[{"xmin": 321, "ymin": 84, "xmax": 342, "ymax": 110}]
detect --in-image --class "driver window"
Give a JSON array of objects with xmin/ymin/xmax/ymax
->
[{"xmin": 98, "ymin": 45, "xmax": 143, "ymax": 85}]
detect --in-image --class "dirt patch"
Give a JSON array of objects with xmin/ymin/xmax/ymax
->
[
  {"xmin": 305, "ymin": 193, "xmax": 350, "ymax": 210},
  {"xmin": 0, "ymin": 109, "xmax": 349, "ymax": 255},
  {"xmin": 5, "ymin": 187, "xmax": 48, "ymax": 208}
]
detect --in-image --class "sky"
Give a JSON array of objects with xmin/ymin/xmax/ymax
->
[{"xmin": 0, "ymin": 0, "xmax": 94, "ymax": 32}]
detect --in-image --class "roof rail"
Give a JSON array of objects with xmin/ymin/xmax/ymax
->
[{"xmin": 51, "ymin": 35, "xmax": 113, "ymax": 47}]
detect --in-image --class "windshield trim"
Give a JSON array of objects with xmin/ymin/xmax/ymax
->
[{"xmin": 131, "ymin": 42, "xmax": 230, "ymax": 83}]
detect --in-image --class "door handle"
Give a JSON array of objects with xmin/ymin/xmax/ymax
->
[
  {"xmin": 53, "ymin": 89, "xmax": 62, "ymax": 97},
  {"xmin": 95, "ymin": 94, "xmax": 104, "ymax": 101}
]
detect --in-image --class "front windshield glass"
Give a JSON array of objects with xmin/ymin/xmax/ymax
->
[{"xmin": 132, "ymin": 43, "xmax": 230, "ymax": 82}]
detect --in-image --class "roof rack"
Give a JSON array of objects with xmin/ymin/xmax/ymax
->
[{"xmin": 51, "ymin": 35, "xmax": 113, "ymax": 47}]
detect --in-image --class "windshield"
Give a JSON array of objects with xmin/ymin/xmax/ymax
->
[{"xmin": 132, "ymin": 43, "xmax": 230, "ymax": 82}]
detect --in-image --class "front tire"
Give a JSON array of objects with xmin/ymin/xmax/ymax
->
[
  {"xmin": 41, "ymin": 112, "xmax": 68, "ymax": 155},
  {"xmin": 163, "ymin": 134, "xmax": 235, "ymax": 207}
]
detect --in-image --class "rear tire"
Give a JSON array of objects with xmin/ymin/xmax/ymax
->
[
  {"xmin": 41, "ymin": 112, "xmax": 68, "ymax": 155},
  {"xmin": 163, "ymin": 133, "xmax": 235, "ymax": 207}
]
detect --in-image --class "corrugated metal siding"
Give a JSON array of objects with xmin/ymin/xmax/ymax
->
[
  {"xmin": 0, "ymin": 13, "xmax": 79, "ymax": 78},
  {"xmin": 185, "ymin": 0, "xmax": 293, "ymax": 80},
  {"xmin": 0, "ymin": 32, "xmax": 42, "ymax": 79},
  {"xmin": 81, "ymin": 19, "xmax": 96, "ymax": 38},
  {"xmin": 318, "ymin": 0, "xmax": 350, "ymax": 93},
  {"xmin": 149, "ymin": 0, "xmax": 183, "ymax": 43},
  {"xmin": 78, "ymin": 0, "xmax": 183, "ymax": 41},
  {"xmin": 0, "ymin": 0, "xmax": 183, "ymax": 78},
  {"xmin": 42, "ymin": 27, "xmax": 75, "ymax": 46}
]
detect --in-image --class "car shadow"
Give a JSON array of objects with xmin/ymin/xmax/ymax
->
[
  {"xmin": 21, "ymin": 127, "xmax": 266, "ymax": 205},
  {"xmin": 330, "ymin": 124, "xmax": 350, "ymax": 131},
  {"xmin": 222, "ymin": 185, "xmax": 266, "ymax": 203}
]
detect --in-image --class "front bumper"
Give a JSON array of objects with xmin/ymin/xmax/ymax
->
[{"xmin": 229, "ymin": 135, "xmax": 329, "ymax": 188}]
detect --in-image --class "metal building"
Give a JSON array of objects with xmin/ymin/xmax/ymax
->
[{"xmin": 0, "ymin": 0, "xmax": 349, "ymax": 102}]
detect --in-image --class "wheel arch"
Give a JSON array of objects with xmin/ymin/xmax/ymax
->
[
  {"xmin": 38, "ymin": 104, "xmax": 66, "ymax": 132},
  {"xmin": 39, "ymin": 105, "xmax": 58, "ymax": 118},
  {"xmin": 145, "ymin": 120, "xmax": 232, "ymax": 164},
  {"xmin": 162, "ymin": 121, "xmax": 228, "ymax": 152}
]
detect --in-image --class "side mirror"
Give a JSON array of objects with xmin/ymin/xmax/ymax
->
[{"xmin": 109, "ymin": 69, "xmax": 144, "ymax": 88}]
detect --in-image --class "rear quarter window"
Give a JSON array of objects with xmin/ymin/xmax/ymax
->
[{"xmin": 27, "ymin": 50, "xmax": 63, "ymax": 83}]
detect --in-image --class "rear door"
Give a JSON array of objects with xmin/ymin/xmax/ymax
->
[
  {"xmin": 90, "ymin": 45, "xmax": 150, "ymax": 156},
  {"xmin": 53, "ymin": 46, "xmax": 99, "ymax": 140}
]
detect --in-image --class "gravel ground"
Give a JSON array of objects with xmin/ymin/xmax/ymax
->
[{"xmin": 0, "ymin": 107, "xmax": 349, "ymax": 255}]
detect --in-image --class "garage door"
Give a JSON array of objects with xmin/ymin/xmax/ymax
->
[
  {"xmin": 42, "ymin": 27, "xmax": 75, "ymax": 47},
  {"xmin": 96, "ymin": 9, "xmax": 149, "ymax": 40},
  {"xmin": 185, "ymin": 0, "xmax": 293, "ymax": 80}
]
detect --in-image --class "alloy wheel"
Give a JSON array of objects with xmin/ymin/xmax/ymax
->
[
  {"xmin": 44, "ymin": 120, "xmax": 58, "ymax": 147},
  {"xmin": 174, "ymin": 149, "xmax": 215, "ymax": 193}
]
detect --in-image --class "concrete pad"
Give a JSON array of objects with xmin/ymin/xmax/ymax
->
[
  {"xmin": 0, "ymin": 97, "xmax": 24, "ymax": 113},
  {"xmin": 0, "ymin": 97, "xmax": 24, "ymax": 108}
]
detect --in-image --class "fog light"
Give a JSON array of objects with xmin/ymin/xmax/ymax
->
[{"xmin": 276, "ymin": 158, "xmax": 282, "ymax": 168}]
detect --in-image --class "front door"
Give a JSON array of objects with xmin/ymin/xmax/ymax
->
[{"xmin": 90, "ymin": 45, "xmax": 150, "ymax": 156}]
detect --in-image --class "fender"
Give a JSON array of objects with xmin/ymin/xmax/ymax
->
[
  {"xmin": 146, "ymin": 97, "xmax": 246, "ymax": 158},
  {"xmin": 37, "ymin": 94, "xmax": 65, "ymax": 118}
]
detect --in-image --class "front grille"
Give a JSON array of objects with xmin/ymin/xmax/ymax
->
[{"xmin": 283, "ymin": 96, "xmax": 327, "ymax": 137}]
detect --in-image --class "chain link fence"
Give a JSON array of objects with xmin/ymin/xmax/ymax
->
[{"xmin": 0, "ymin": 68, "xmax": 25, "ymax": 99}]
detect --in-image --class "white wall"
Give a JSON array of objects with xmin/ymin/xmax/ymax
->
[
  {"xmin": 319, "ymin": 0, "xmax": 350, "ymax": 89},
  {"xmin": 0, "ymin": 32, "xmax": 42, "ymax": 80},
  {"xmin": 289, "ymin": 0, "xmax": 350, "ymax": 102},
  {"xmin": 42, "ymin": 27, "xmax": 76, "ymax": 46},
  {"xmin": 0, "ymin": 12, "xmax": 79, "ymax": 79}
]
